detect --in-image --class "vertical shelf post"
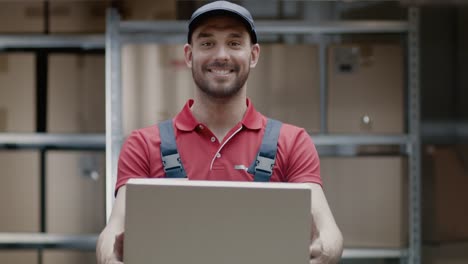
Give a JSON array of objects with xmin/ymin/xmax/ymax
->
[
  {"xmin": 105, "ymin": 8, "xmax": 123, "ymax": 220},
  {"xmin": 408, "ymin": 6, "xmax": 421, "ymax": 264}
]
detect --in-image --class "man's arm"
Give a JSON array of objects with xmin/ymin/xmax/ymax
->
[
  {"xmin": 96, "ymin": 186, "xmax": 127, "ymax": 264},
  {"xmin": 307, "ymin": 183, "xmax": 343, "ymax": 264}
]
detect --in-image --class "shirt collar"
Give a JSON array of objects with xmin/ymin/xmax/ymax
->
[{"xmin": 174, "ymin": 98, "xmax": 263, "ymax": 132}]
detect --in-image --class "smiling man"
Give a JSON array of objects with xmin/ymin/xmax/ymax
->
[{"xmin": 97, "ymin": 1, "xmax": 343, "ymax": 264}]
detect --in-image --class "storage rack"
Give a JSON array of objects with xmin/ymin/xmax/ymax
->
[
  {"xmin": 105, "ymin": 3, "xmax": 421, "ymax": 263},
  {"xmin": 0, "ymin": 34, "xmax": 106, "ymax": 254}
]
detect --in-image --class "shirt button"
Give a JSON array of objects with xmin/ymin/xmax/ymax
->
[
  {"xmin": 216, "ymin": 153, "xmax": 221, "ymax": 158},
  {"xmin": 211, "ymin": 137, "xmax": 216, "ymax": 142}
]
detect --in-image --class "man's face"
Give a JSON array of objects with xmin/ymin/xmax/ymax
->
[{"xmin": 184, "ymin": 16, "xmax": 260, "ymax": 99}]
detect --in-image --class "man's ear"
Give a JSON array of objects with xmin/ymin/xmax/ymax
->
[
  {"xmin": 184, "ymin": 44, "xmax": 193, "ymax": 68},
  {"xmin": 250, "ymin": 43, "xmax": 260, "ymax": 68}
]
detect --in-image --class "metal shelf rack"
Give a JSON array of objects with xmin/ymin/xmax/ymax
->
[
  {"xmin": 105, "ymin": 4, "xmax": 421, "ymax": 264},
  {"xmin": 0, "ymin": 34, "xmax": 106, "ymax": 253}
]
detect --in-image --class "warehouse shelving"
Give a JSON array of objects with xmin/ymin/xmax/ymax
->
[
  {"xmin": 105, "ymin": 3, "xmax": 421, "ymax": 263},
  {"xmin": 0, "ymin": 34, "xmax": 105, "ymax": 256}
]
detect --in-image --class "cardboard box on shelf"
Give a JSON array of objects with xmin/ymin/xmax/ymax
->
[
  {"xmin": 423, "ymin": 145, "xmax": 468, "ymax": 243},
  {"xmin": 423, "ymin": 242, "xmax": 468, "ymax": 264},
  {"xmin": 321, "ymin": 156, "xmax": 408, "ymax": 248},
  {"xmin": 122, "ymin": 44, "xmax": 195, "ymax": 135},
  {"xmin": 327, "ymin": 43, "xmax": 404, "ymax": 134},
  {"xmin": 44, "ymin": 151, "xmax": 105, "ymax": 264},
  {"xmin": 49, "ymin": 1, "xmax": 108, "ymax": 33},
  {"xmin": 0, "ymin": 251, "xmax": 38, "ymax": 264},
  {"xmin": 0, "ymin": 53, "xmax": 36, "ymax": 132},
  {"xmin": 121, "ymin": 0, "xmax": 177, "ymax": 20},
  {"xmin": 248, "ymin": 44, "xmax": 320, "ymax": 133},
  {"xmin": 0, "ymin": 1, "xmax": 44, "ymax": 33},
  {"xmin": 0, "ymin": 151, "xmax": 40, "ymax": 233},
  {"xmin": 48, "ymin": 54, "xmax": 105, "ymax": 133}
]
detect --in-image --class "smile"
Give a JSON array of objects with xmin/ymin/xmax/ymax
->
[{"xmin": 208, "ymin": 69, "xmax": 234, "ymax": 75}]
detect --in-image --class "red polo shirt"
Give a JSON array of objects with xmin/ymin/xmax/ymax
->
[{"xmin": 116, "ymin": 99, "xmax": 321, "ymax": 193}]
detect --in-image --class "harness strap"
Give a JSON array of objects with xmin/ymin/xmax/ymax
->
[
  {"xmin": 158, "ymin": 119, "xmax": 187, "ymax": 178},
  {"xmin": 247, "ymin": 118, "xmax": 282, "ymax": 182}
]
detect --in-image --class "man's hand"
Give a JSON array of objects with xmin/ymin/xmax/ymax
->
[
  {"xmin": 102, "ymin": 232, "xmax": 124, "ymax": 264},
  {"xmin": 114, "ymin": 232, "xmax": 124, "ymax": 261},
  {"xmin": 309, "ymin": 214, "xmax": 331, "ymax": 264}
]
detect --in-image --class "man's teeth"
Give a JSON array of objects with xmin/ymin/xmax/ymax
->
[{"xmin": 211, "ymin": 69, "xmax": 230, "ymax": 74}]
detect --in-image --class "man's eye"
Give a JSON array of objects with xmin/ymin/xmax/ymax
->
[
  {"xmin": 229, "ymin": 42, "xmax": 241, "ymax": 47},
  {"xmin": 201, "ymin": 42, "xmax": 213, "ymax": 47}
]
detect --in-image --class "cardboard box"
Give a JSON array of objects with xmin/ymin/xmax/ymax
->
[
  {"xmin": 43, "ymin": 251, "xmax": 96, "ymax": 264},
  {"xmin": 0, "ymin": 151, "xmax": 40, "ymax": 232},
  {"xmin": 327, "ymin": 43, "xmax": 404, "ymax": 134},
  {"xmin": 0, "ymin": 53, "xmax": 36, "ymax": 132},
  {"xmin": 0, "ymin": 2, "xmax": 44, "ymax": 33},
  {"xmin": 0, "ymin": 251, "xmax": 38, "ymax": 264},
  {"xmin": 423, "ymin": 145, "xmax": 468, "ymax": 243},
  {"xmin": 122, "ymin": 44, "xmax": 195, "ymax": 135},
  {"xmin": 423, "ymin": 242, "xmax": 468, "ymax": 264},
  {"xmin": 43, "ymin": 151, "xmax": 105, "ymax": 264},
  {"xmin": 49, "ymin": 1, "xmax": 108, "ymax": 33},
  {"xmin": 321, "ymin": 156, "xmax": 408, "ymax": 248},
  {"xmin": 121, "ymin": 0, "xmax": 177, "ymax": 20},
  {"xmin": 248, "ymin": 44, "xmax": 320, "ymax": 133},
  {"xmin": 48, "ymin": 54, "xmax": 105, "ymax": 133}
]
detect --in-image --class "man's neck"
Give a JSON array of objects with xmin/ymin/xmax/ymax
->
[{"xmin": 191, "ymin": 92, "xmax": 247, "ymax": 142}]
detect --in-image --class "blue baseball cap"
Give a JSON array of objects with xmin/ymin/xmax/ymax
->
[{"xmin": 188, "ymin": 1, "xmax": 258, "ymax": 44}]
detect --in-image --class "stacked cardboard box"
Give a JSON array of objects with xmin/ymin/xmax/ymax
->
[
  {"xmin": 321, "ymin": 156, "xmax": 408, "ymax": 248},
  {"xmin": 0, "ymin": 53, "xmax": 36, "ymax": 132},
  {"xmin": 423, "ymin": 145, "xmax": 468, "ymax": 243},
  {"xmin": 0, "ymin": 151, "xmax": 40, "ymax": 264},
  {"xmin": 122, "ymin": 44, "xmax": 195, "ymax": 135},
  {"xmin": 0, "ymin": 1, "xmax": 44, "ymax": 33},
  {"xmin": 327, "ymin": 43, "xmax": 404, "ymax": 134},
  {"xmin": 49, "ymin": 0, "xmax": 108, "ymax": 33},
  {"xmin": 249, "ymin": 44, "xmax": 320, "ymax": 133},
  {"xmin": 45, "ymin": 54, "xmax": 106, "ymax": 264}
]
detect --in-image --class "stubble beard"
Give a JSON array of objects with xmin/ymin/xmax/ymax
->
[{"xmin": 192, "ymin": 61, "xmax": 249, "ymax": 99}]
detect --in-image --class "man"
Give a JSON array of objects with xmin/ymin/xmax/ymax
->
[{"xmin": 97, "ymin": 1, "xmax": 343, "ymax": 264}]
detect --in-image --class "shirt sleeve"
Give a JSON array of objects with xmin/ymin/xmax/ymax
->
[
  {"xmin": 115, "ymin": 130, "xmax": 152, "ymax": 194},
  {"xmin": 281, "ymin": 126, "xmax": 322, "ymax": 185}
]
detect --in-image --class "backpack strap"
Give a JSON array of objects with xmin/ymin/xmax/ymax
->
[
  {"xmin": 247, "ymin": 118, "xmax": 282, "ymax": 182},
  {"xmin": 158, "ymin": 119, "xmax": 187, "ymax": 178}
]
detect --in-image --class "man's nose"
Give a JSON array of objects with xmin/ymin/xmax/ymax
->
[{"xmin": 214, "ymin": 45, "xmax": 229, "ymax": 61}]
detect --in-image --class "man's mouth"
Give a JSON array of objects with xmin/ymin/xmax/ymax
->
[{"xmin": 208, "ymin": 69, "xmax": 234, "ymax": 75}]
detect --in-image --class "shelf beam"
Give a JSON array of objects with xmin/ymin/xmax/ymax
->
[
  {"xmin": 311, "ymin": 135, "xmax": 410, "ymax": 146},
  {"xmin": 0, "ymin": 133, "xmax": 105, "ymax": 150},
  {"xmin": 0, "ymin": 233, "xmax": 97, "ymax": 250},
  {"xmin": 342, "ymin": 248, "xmax": 408, "ymax": 259},
  {"xmin": 0, "ymin": 35, "xmax": 105, "ymax": 49},
  {"xmin": 119, "ymin": 20, "xmax": 408, "ymax": 44}
]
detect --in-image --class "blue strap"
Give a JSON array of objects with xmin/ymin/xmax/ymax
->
[
  {"xmin": 247, "ymin": 118, "xmax": 282, "ymax": 182},
  {"xmin": 158, "ymin": 120, "xmax": 187, "ymax": 178}
]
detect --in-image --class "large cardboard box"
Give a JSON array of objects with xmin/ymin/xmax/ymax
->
[
  {"xmin": 0, "ymin": 2, "xmax": 44, "ymax": 33},
  {"xmin": 121, "ymin": 0, "xmax": 177, "ymax": 20},
  {"xmin": 44, "ymin": 151, "xmax": 105, "ymax": 264},
  {"xmin": 423, "ymin": 242, "xmax": 468, "ymax": 264},
  {"xmin": 122, "ymin": 44, "xmax": 195, "ymax": 135},
  {"xmin": 0, "ymin": 53, "xmax": 36, "ymax": 132},
  {"xmin": 47, "ymin": 54, "xmax": 105, "ymax": 133},
  {"xmin": 0, "ymin": 151, "xmax": 40, "ymax": 264},
  {"xmin": 0, "ymin": 251, "xmax": 38, "ymax": 264},
  {"xmin": 423, "ymin": 145, "xmax": 468, "ymax": 243},
  {"xmin": 49, "ymin": 0, "xmax": 108, "ymax": 33},
  {"xmin": 321, "ymin": 156, "xmax": 408, "ymax": 248},
  {"xmin": 248, "ymin": 44, "xmax": 320, "ymax": 133},
  {"xmin": 327, "ymin": 43, "xmax": 404, "ymax": 134}
]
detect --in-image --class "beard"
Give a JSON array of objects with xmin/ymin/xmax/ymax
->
[{"xmin": 192, "ymin": 60, "xmax": 249, "ymax": 99}]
